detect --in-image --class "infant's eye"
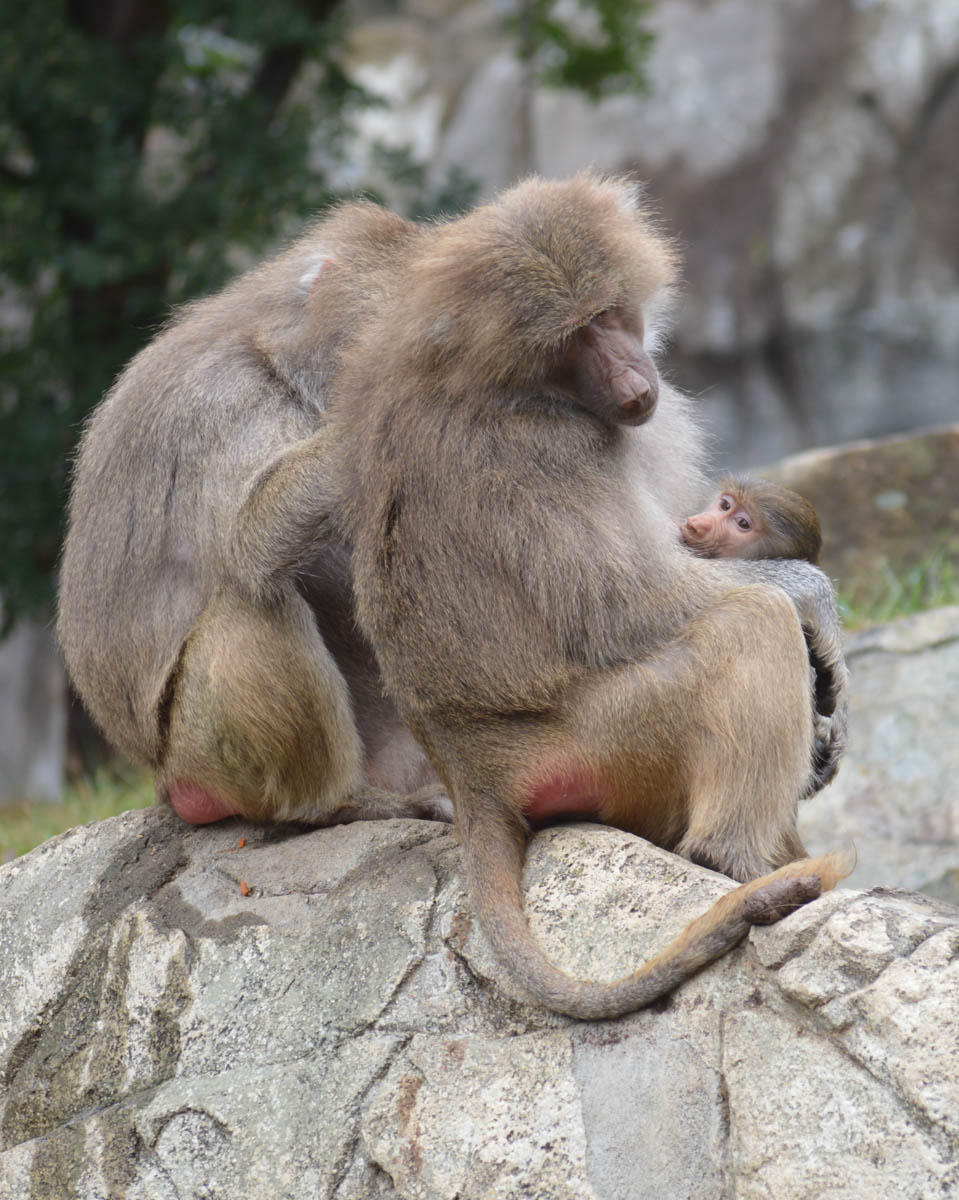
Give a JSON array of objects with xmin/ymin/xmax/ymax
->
[
  {"xmin": 719, "ymin": 497, "xmax": 732, "ymax": 511},
  {"xmin": 737, "ymin": 517, "xmax": 751, "ymax": 531}
]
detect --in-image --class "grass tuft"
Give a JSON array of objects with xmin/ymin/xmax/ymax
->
[{"xmin": 839, "ymin": 548, "xmax": 958, "ymax": 630}]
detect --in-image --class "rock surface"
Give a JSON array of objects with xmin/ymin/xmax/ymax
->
[
  {"xmin": 2, "ymin": 810, "xmax": 958, "ymax": 1198},
  {"xmin": 341, "ymin": 0, "xmax": 959, "ymax": 467},
  {"xmin": 801, "ymin": 604, "xmax": 959, "ymax": 903},
  {"xmin": 766, "ymin": 424, "xmax": 959, "ymax": 611}
]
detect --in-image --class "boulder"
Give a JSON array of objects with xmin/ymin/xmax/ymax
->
[
  {"xmin": 801, "ymin": 604, "xmax": 959, "ymax": 903},
  {"xmin": 2, "ymin": 810, "xmax": 957, "ymax": 1198},
  {"xmin": 765, "ymin": 424, "xmax": 959, "ymax": 610}
]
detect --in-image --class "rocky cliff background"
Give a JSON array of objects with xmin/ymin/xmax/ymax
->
[{"xmin": 343, "ymin": 0, "xmax": 959, "ymax": 466}]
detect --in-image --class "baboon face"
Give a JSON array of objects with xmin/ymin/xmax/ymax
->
[
  {"xmin": 682, "ymin": 478, "xmax": 822, "ymax": 564},
  {"xmin": 682, "ymin": 491, "xmax": 766, "ymax": 559},
  {"xmin": 549, "ymin": 308, "xmax": 659, "ymax": 427}
]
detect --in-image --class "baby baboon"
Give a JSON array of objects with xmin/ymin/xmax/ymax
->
[
  {"xmin": 683, "ymin": 477, "xmax": 833, "ymax": 730},
  {"xmin": 329, "ymin": 172, "xmax": 850, "ymax": 1019},
  {"xmin": 683, "ymin": 476, "xmax": 822, "ymax": 563},
  {"xmin": 58, "ymin": 201, "xmax": 448, "ymax": 825}
]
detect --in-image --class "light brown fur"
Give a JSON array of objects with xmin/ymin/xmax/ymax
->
[
  {"xmin": 330, "ymin": 172, "xmax": 850, "ymax": 1019},
  {"xmin": 58, "ymin": 202, "xmax": 448, "ymax": 824}
]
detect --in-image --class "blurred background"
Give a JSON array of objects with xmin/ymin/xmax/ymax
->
[{"xmin": 1, "ymin": 0, "xmax": 957, "ymax": 855}]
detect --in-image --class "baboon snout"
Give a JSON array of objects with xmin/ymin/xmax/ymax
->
[
  {"xmin": 684, "ymin": 514, "xmax": 709, "ymax": 536},
  {"xmin": 615, "ymin": 370, "xmax": 657, "ymax": 424}
]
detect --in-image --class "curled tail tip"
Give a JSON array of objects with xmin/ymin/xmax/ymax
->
[
  {"xmin": 792, "ymin": 846, "xmax": 856, "ymax": 893},
  {"xmin": 820, "ymin": 845, "xmax": 857, "ymax": 888},
  {"xmin": 830, "ymin": 849, "xmax": 854, "ymax": 888}
]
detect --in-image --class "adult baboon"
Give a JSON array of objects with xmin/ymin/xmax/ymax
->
[
  {"xmin": 59, "ymin": 201, "xmax": 448, "ymax": 824},
  {"xmin": 329, "ymin": 172, "xmax": 849, "ymax": 1018}
]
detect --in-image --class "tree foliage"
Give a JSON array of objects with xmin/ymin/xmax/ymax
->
[
  {"xmin": 510, "ymin": 0, "xmax": 654, "ymax": 100},
  {"xmin": 0, "ymin": 0, "xmax": 366, "ymax": 626}
]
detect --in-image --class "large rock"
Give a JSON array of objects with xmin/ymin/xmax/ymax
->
[
  {"xmin": 342, "ymin": 0, "xmax": 959, "ymax": 466},
  {"xmin": 2, "ymin": 810, "xmax": 957, "ymax": 1198},
  {"xmin": 801, "ymin": 605, "xmax": 959, "ymax": 902},
  {"xmin": 766, "ymin": 424, "xmax": 959, "ymax": 610}
]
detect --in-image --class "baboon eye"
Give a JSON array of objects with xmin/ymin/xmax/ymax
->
[{"xmin": 737, "ymin": 517, "xmax": 751, "ymax": 531}]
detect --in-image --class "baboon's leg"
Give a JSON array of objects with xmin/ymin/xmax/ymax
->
[
  {"xmin": 568, "ymin": 586, "xmax": 813, "ymax": 882},
  {"xmin": 158, "ymin": 589, "xmax": 451, "ymax": 824},
  {"xmin": 672, "ymin": 587, "xmax": 813, "ymax": 879}
]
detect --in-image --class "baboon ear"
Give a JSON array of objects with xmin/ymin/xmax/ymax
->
[{"xmin": 298, "ymin": 251, "xmax": 340, "ymax": 295}]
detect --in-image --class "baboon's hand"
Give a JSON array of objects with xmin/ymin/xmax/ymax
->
[{"xmin": 804, "ymin": 707, "xmax": 846, "ymax": 796}]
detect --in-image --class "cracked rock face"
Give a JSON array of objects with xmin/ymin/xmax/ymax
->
[
  {"xmin": 2, "ymin": 813, "xmax": 958, "ymax": 1198},
  {"xmin": 344, "ymin": 0, "xmax": 959, "ymax": 467},
  {"xmin": 800, "ymin": 606, "xmax": 959, "ymax": 901}
]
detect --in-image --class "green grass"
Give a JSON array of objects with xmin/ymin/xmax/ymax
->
[
  {"xmin": 839, "ymin": 548, "xmax": 958, "ymax": 630},
  {"xmin": 0, "ymin": 768, "xmax": 155, "ymax": 863}
]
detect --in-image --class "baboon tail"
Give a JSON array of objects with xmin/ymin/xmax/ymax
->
[{"xmin": 463, "ymin": 800, "xmax": 853, "ymax": 1020}]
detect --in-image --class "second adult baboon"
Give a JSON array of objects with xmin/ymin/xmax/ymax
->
[
  {"xmin": 58, "ymin": 201, "xmax": 448, "ymax": 825},
  {"xmin": 682, "ymin": 477, "xmax": 822, "ymax": 563},
  {"xmin": 330, "ymin": 172, "xmax": 849, "ymax": 1020}
]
